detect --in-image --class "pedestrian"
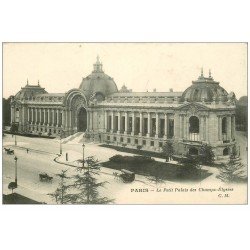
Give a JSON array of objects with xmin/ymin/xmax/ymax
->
[{"xmin": 27, "ymin": 148, "xmax": 29, "ymax": 154}]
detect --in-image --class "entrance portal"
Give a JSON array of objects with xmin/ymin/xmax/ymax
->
[{"xmin": 77, "ymin": 107, "xmax": 87, "ymax": 132}]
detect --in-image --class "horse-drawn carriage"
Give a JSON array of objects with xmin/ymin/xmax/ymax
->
[
  {"xmin": 4, "ymin": 148, "xmax": 14, "ymax": 155},
  {"xmin": 113, "ymin": 169, "xmax": 135, "ymax": 183},
  {"xmin": 39, "ymin": 173, "xmax": 53, "ymax": 182}
]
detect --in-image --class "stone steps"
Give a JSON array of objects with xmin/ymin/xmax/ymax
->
[{"xmin": 61, "ymin": 132, "xmax": 84, "ymax": 144}]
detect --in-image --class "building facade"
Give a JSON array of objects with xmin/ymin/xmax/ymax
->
[{"xmin": 11, "ymin": 57, "xmax": 236, "ymax": 160}]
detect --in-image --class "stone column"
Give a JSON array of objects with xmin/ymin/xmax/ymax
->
[
  {"xmin": 31, "ymin": 108, "xmax": 34, "ymax": 124},
  {"xmin": 155, "ymin": 112, "xmax": 159, "ymax": 138},
  {"xmin": 51, "ymin": 109, "xmax": 54, "ymax": 127},
  {"xmin": 199, "ymin": 116, "xmax": 203, "ymax": 141},
  {"xmin": 179, "ymin": 115, "xmax": 183, "ymax": 139},
  {"xmin": 56, "ymin": 109, "xmax": 59, "ymax": 128},
  {"xmin": 164, "ymin": 113, "xmax": 168, "ymax": 139},
  {"xmin": 206, "ymin": 116, "xmax": 209, "ymax": 142},
  {"xmin": 21, "ymin": 106, "xmax": 24, "ymax": 131},
  {"xmin": 13, "ymin": 106, "xmax": 16, "ymax": 123},
  {"xmin": 69, "ymin": 109, "xmax": 72, "ymax": 131},
  {"xmin": 32, "ymin": 108, "xmax": 35, "ymax": 125},
  {"xmin": 32, "ymin": 108, "xmax": 34, "ymax": 124},
  {"xmin": 19, "ymin": 106, "xmax": 22, "ymax": 126},
  {"xmin": 61, "ymin": 110, "xmax": 64, "ymax": 128},
  {"xmin": 117, "ymin": 111, "xmax": 121, "ymax": 134},
  {"xmin": 11, "ymin": 106, "xmax": 14, "ymax": 123},
  {"xmin": 104, "ymin": 111, "xmax": 108, "ymax": 132},
  {"xmin": 124, "ymin": 112, "xmax": 128, "ymax": 134},
  {"xmin": 202, "ymin": 116, "xmax": 206, "ymax": 141},
  {"xmin": 43, "ymin": 108, "xmax": 46, "ymax": 125},
  {"xmin": 64, "ymin": 109, "xmax": 68, "ymax": 130},
  {"xmin": 139, "ymin": 112, "xmax": 142, "ymax": 136},
  {"xmin": 227, "ymin": 116, "xmax": 232, "ymax": 141},
  {"xmin": 111, "ymin": 111, "xmax": 114, "ymax": 133},
  {"xmin": 23, "ymin": 106, "xmax": 25, "ymax": 125},
  {"xmin": 48, "ymin": 109, "xmax": 50, "ymax": 126},
  {"xmin": 39, "ymin": 108, "xmax": 42, "ymax": 125},
  {"xmin": 147, "ymin": 112, "xmax": 151, "ymax": 137},
  {"xmin": 35, "ymin": 108, "xmax": 38, "ymax": 125},
  {"xmin": 218, "ymin": 116, "xmax": 222, "ymax": 141},
  {"xmin": 27, "ymin": 107, "xmax": 30, "ymax": 124},
  {"xmin": 131, "ymin": 112, "xmax": 135, "ymax": 136},
  {"xmin": 183, "ymin": 116, "xmax": 187, "ymax": 139},
  {"xmin": 231, "ymin": 115, "xmax": 235, "ymax": 139}
]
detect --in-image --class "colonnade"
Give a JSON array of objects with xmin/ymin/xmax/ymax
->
[
  {"xmin": 104, "ymin": 111, "xmax": 172, "ymax": 139},
  {"xmin": 27, "ymin": 107, "xmax": 63, "ymax": 128}
]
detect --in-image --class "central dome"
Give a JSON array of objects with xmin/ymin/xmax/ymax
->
[
  {"xmin": 79, "ymin": 57, "xmax": 118, "ymax": 100},
  {"xmin": 181, "ymin": 70, "xmax": 228, "ymax": 103}
]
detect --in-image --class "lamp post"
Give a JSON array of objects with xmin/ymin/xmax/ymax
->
[
  {"xmin": 14, "ymin": 156, "xmax": 18, "ymax": 185},
  {"xmin": 60, "ymin": 130, "xmax": 64, "ymax": 155},
  {"xmin": 82, "ymin": 143, "xmax": 85, "ymax": 167}
]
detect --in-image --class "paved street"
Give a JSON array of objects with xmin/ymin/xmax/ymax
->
[
  {"xmin": 3, "ymin": 134, "xmax": 158, "ymax": 204},
  {"xmin": 2, "ymin": 134, "xmax": 247, "ymax": 204}
]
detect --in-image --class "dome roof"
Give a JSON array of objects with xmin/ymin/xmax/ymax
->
[
  {"xmin": 14, "ymin": 80, "xmax": 47, "ymax": 100},
  {"xmin": 79, "ymin": 56, "xmax": 118, "ymax": 100},
  {"xmin": 181, "ymin": 70, "xmax": 228, "ymax": 103}
]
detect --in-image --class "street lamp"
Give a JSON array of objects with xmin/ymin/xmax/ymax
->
[
  {"xmin": 82, "ymin": 143, "xmax": 85, "ymax": 167},
  {"xmin": 14, "ymin": 156, "xmax": 18, "ymax": 185},
  {"xmin": 60, "ymin": 130, "xmax": 64, "ymax": 155}
]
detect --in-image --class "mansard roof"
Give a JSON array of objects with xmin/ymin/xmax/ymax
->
[
  {"xmin": 109, "ymin": 91, "xmax": 183, "ymax": 98},
  {"xmin": 14, "ymin": 82, "xmax": 47, "ymax": 100}
]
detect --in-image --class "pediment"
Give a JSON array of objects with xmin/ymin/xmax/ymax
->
[
  {"xmin": 177, "ymin": 102, "xmax": 210, "ymax": 112},
  {"xmin": 11, "ymin": 100, "xmax": 22, "ymax": 106}
]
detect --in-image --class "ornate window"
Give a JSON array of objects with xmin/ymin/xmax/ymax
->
[{"xmin": 189, "ymin": 116, "xmax": 199, "ymax": 133}]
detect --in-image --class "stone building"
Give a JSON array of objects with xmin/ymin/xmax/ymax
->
[{"xmin": 10, "ymin": 57, "xmax": 236, "ymax": 160}]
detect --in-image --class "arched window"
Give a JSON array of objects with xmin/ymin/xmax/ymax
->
[
  {"xmin": 223, "ymin": 148, "xmax": 229, "ymax": 156},
  {"xmin": 189, "ymin": 116, "xmax": 199, "ymax": 133},
  {"xmin": 222, "ymin": 117, "xmax": 227, "ymax": 134},
  {"xmin": 189, "ymin": 147, "xmax": 199, "ymax": 156}
]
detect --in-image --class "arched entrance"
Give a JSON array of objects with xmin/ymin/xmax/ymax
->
[{"xmin": 77, "ymin": 107, "xmax": 87, "ymax": 132}]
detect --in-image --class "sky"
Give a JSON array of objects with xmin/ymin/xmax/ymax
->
[{"xmin": 3, "ymin": 43, "xmax": 247, "ymax": 99}]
